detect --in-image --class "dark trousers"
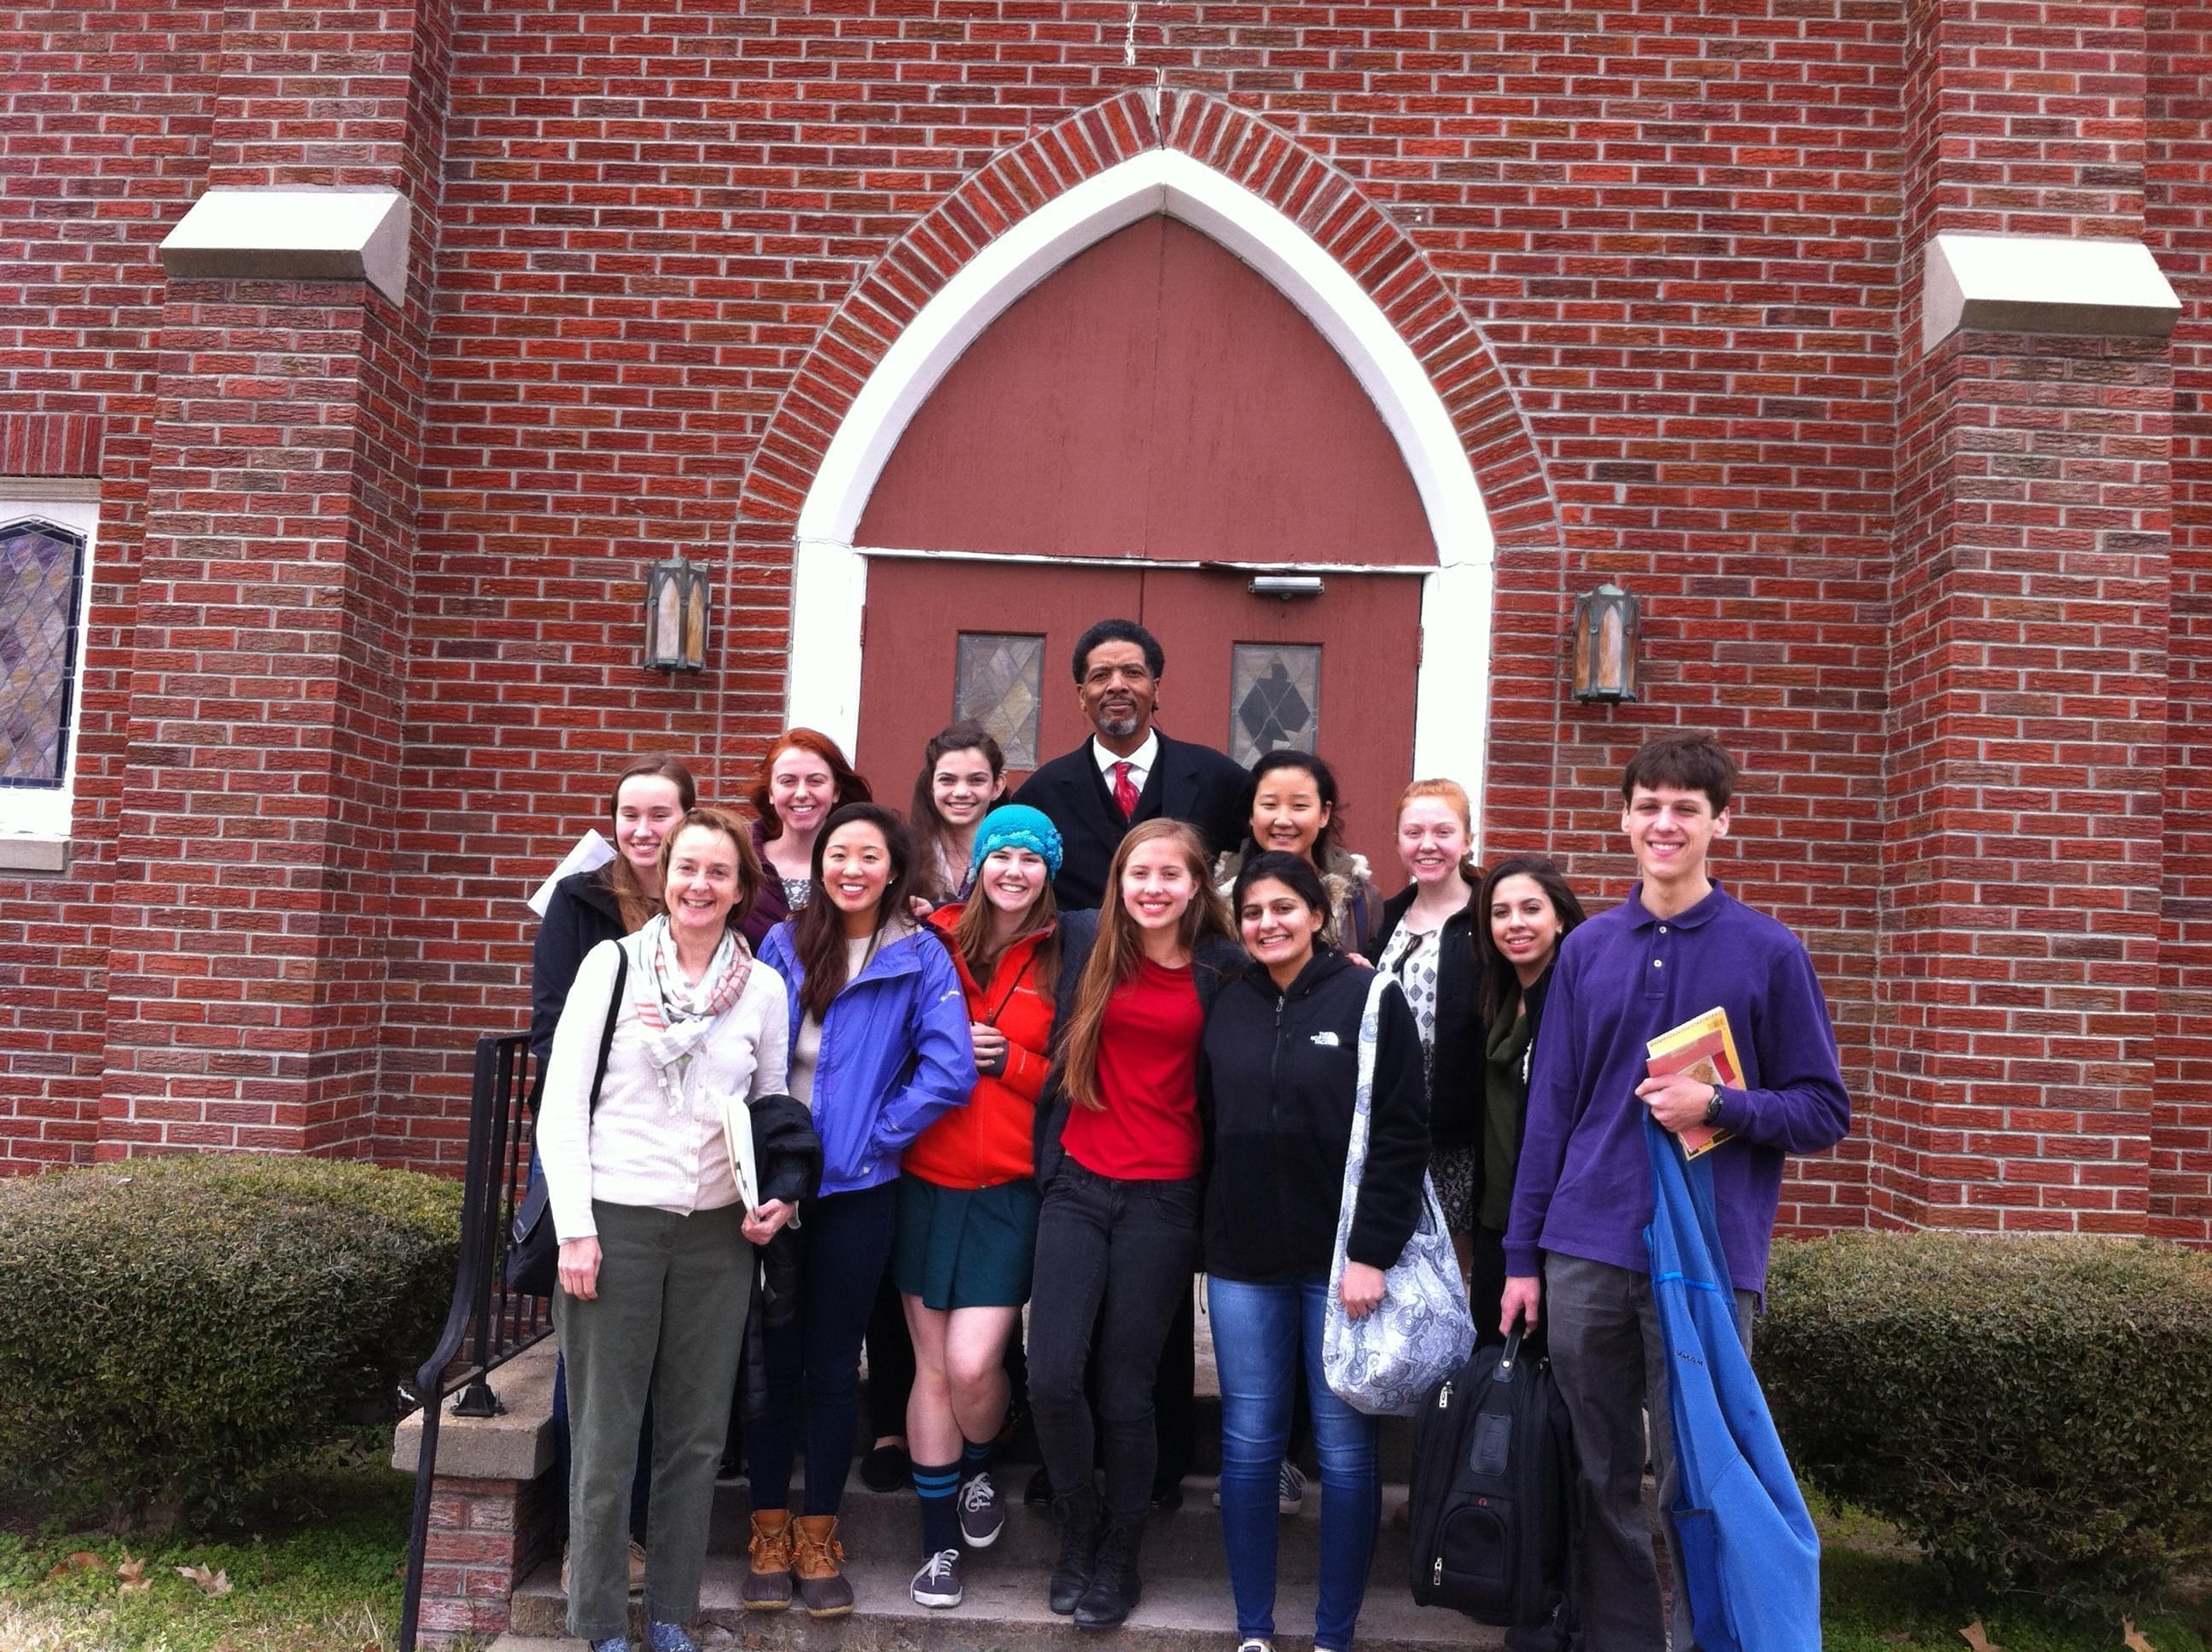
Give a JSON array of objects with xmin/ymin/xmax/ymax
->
[
  {"xmin": 747, "ymin": 1181, "xmax": 900, "ymax": 1517},
  {"xmin": 867, "ymin": 1271, "xmax": 916, "ymax": 1439},
  {"xmin": 1027, "ymin": 1163, "xmax": 1202, "ymax": 1519},
  {"xmin": 1544, "ymin": 1253, "xmax": 1752, "ymax": 1652}
]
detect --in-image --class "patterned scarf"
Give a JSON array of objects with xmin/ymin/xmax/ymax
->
[{"xmin": 630, "ymin": 916, "xmax": 754, "ymax": 1102}]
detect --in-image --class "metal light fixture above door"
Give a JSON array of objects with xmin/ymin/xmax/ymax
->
[
  {"xmin": 643, "ymin": 556, "xmax": 710, "ymax": 672},
  {"xmin": 1570, "ymin": 580, "xmax": 1639, "ymax": 703}
]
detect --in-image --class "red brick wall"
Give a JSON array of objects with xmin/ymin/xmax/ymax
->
[
  {"xmin": 0, "ymin": 0, "xmax": 2202, "ymax": 1243},
  {"xmin": 1871, "ymin": 0, "xmax": 2169, "ymax": 1231},
  {"xmin": 2145, "ymin": 3, "xmax": 2212, "ymax": 1243},
  {"xmin": 0, "ymin": 0, "xmax": 223, "ymax": 1170}
]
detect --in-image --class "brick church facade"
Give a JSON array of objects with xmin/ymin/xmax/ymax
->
[{"xmin": 1, "ymin": 2, "xmax": 2205, "ymax": 1245}]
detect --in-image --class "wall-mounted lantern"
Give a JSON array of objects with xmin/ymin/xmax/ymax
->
[
  {"xmin": 1570, "ymin": 580, "xmax": 1639, "ymax": 704},
  {"xmin": 643, "ymin": 556, "xmax": 710, "ymax": 673}
]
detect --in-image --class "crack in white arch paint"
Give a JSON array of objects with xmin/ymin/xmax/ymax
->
[{"xmin": 788, "ymin": 147, "xmax": 1496, "ymax": 795}]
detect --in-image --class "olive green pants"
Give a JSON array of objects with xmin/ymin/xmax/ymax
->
[{"xmin": 553, "ymin": 1200, "xmax": 750, "ymax": 1640}]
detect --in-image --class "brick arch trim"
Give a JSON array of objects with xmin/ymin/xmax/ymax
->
[
  {"xmin": 746, "ymin": 90, "xmax": 1557, "ymax": 787},
  {"xmin": 740, "ymin": 90, "xmax": 1552, "ymax": 547}
]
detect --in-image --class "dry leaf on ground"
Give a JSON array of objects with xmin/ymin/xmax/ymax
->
[
  {"xmin": 114, "ymin": 1556, "xmax": 148, "ymax": 1595},
  {"xmin": 174, "ymin": 1563, "xmax": 232, "ymax": 1597},
  {"xmin": 2123, "ymin": 1619, "xmax": 2157, "ymax": 1652},
  {"xmin": 1960, "ymin": 1624, "xmax": 2004, "ymax": 1652},
  {"xmin": 44, "ymin": 1552, "xmax": 107, "ymax": 1582}
]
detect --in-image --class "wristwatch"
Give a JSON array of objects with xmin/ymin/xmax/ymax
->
[{"xmin": 1702, "ymin": 1085, "xmax": 1725, "ymax": 1126}]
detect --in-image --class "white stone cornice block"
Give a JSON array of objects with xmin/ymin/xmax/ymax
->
[
  {"xmin": 160, "ymin": 187, "xmax": 410, "ymax": 306},
  {"xmin": 1922, "ymin": 230, "xmax": 2180, "ymax": 352}
]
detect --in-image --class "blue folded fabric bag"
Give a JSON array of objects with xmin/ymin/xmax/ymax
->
[{"xmin": 1644, "ymin": 1114, "xmax": 1822, "ymax": 1652}]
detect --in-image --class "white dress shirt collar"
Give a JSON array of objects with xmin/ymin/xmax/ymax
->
[{"xmin": 1092, "ymin": 727, "xmax": 1161, "ymax": 794}]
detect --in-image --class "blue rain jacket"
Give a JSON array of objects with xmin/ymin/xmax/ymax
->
[
  {"xmin": 760, "ymin": 922, "xmax": 976, "ymax": 1196},
  {"xmin": 1644, "ymin": 1115, "xmax": 1822, "ymax": 1652}
]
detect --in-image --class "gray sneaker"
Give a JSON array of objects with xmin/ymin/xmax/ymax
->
[
  {"xmin": 958, "ymin": 1469, "xmax": 1006, "ymax": 1548},
  {"xmin": 911, "ymin": 1546, "xmax": 963, "ymax": 1608}
]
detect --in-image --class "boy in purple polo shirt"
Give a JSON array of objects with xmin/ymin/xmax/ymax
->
[{"xmin": 1499, "ymin": 734, "xmax": 1849, "ymax": 1652}]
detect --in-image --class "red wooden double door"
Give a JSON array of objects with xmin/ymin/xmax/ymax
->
[
  {"xmin": 856, "ymin": 559, "xmax": 1423, "ymax": 866},
  {"xmin": 845, "ymin": 213, "xmax": 1435, "ymax": 870}
]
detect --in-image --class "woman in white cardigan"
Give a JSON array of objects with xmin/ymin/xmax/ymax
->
[{"xmin": 538, "ymin": 806, "xmax": 791, "ymax": 1652}]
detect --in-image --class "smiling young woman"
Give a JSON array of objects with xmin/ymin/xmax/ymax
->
[
  {"xmin": 1202, "ymin": 851, "xmax": 1430, "ymax": 1652},
  {"xmin": 1211, "ymin": 750, "xmax": 1381, "ymax": 961},
  {"xmin": 748, "ymin": 804, "xmax": 978, "ymax": 1619},
  {"xmin": 1368, "ymin": 778, "xmax": 1486, "ymax": 1283},
  {"xmin": 907, "ymin": 721, "xmax": 1010, "ymax": 907},
  {"xmin": 1470, "ymin": 853, "xmax": 1586, "ymax": 1345},
  {"xmin": 896, "ymin": 805, "xmax": 1065, "ymax": 1608},
  {"xmin": 741, "ymin": 730, "xmax": 873, "ymax": 948},
  {"xmin": 1025, "ymin": 819, "xmax": 1244, "ymax": 1629}
]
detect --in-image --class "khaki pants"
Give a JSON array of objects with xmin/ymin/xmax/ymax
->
[{"xmin": 553, "ymin": 1200, "xmax": 750, "ymax": 1640}]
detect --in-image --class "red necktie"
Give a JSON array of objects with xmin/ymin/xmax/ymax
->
[{"xmin": 1111, "ymin": 760, "xmax": 1139, "ymax": 821}]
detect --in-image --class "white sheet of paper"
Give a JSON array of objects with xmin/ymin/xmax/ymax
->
[{"xmin": 527, "ymin": 829, "xmax": 616, "ymax": 916}]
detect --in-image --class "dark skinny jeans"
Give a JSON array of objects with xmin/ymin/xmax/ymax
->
[
  {"xmin": 1027, "ymin": 1160, "xmax": 1202, "ymax": 1519},
  {"xmin": 745, "ymin": 1180, "xmax": 900, "ymax": 1518}
]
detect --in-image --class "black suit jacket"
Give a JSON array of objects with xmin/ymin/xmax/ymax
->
[{"xmin": 1014, "ymin": 729, "xmax": 1249, "ymax": 910}]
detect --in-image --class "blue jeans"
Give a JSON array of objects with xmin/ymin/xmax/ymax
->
[{"xmin": 1208, "ymin": 1274, "xmax": 1380, "ymax": 1651}]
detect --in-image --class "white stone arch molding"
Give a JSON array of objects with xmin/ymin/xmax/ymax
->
[{"xmin": 786, "ymin": 146, "xmax": 1497, "ymax": 791}]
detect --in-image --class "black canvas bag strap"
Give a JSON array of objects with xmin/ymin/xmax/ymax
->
[{"xmin": 590, "ymin": 946, "xmax": 628, "ymax": 1117}]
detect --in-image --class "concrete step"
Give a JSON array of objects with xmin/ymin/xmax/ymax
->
[{"xmin": 513, "ymin": 1477, "xmax": 1505, "ymax": 1651}]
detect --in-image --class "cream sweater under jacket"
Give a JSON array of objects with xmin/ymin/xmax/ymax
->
[{"xmin": 537, "ymin": 934, "xmax": 790, "ymax": 1242}]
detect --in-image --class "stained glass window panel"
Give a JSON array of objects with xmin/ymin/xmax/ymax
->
[
  {"xmin": 0, "ymin": 521, "xmax": 86, "ymax": 788},
  {"xmin": 955, "ymin": 632, "xmax": 1045, "ymax": 769},
  {"xmin": 1230, "ymin": 643, "xmax": 1320, "ymax": 767}
]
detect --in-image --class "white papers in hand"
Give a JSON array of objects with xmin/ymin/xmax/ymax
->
[{"xmin": 527, "ymin": 829, "xmax": 616, "ymax": 916}]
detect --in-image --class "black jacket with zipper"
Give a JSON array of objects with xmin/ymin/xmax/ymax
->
[
  {"xmin": 1198, "ymin": 949, "xmax": 1430, "ymax": 1283},
  {"xmin": 1370, "ymin": 881, "xmax": 1486, "ymax": 1149}
]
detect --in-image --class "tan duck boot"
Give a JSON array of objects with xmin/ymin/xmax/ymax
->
[
  {"xmin": 741, "ymin": 1509, "xmax": 795, "ymax": 1611},
  {"xmin": 791, "ymin": 1514, "xmax": 854, "ymax": 1619}
]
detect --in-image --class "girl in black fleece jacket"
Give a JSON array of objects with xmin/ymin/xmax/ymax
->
[{"xmin": 1198, "ymin": 852, "xmax": 1429, "ymax": 1652}]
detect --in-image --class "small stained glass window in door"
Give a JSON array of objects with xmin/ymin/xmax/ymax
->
[
  {"xmin": 0, "ymin": 520, "xmax": 88, "ymax": 788},
  {"xmin": 955, "ymin": 632, "xmax": 1045, "ymax": 769},
  {"xmin": 1231, "ymin": 643, "xmax": 1320, "ymax": 767}
]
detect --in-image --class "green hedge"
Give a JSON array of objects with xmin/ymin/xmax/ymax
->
[
  {"xmin": 0, "ymin": 1155, "xmax": 461, "ymax": 1526},
  {"xmin": 1761, "ymin": 1231, "xmax": 2212, "ymax": 1598}
]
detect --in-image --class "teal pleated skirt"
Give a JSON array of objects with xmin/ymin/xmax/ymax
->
[{"xmin": 893, "ymin": 1172, "xmax": 1041, "ymax": 1310}]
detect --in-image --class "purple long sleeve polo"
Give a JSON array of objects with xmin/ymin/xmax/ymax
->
[{"xmin": 1503, "ymin": 881, "xmax": 1850, "ymax": 1300}]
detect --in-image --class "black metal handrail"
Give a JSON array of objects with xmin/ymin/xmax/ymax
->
[{"xmin": 398, "ymin": 1032, "xmax": 549, "ymax": 1652}]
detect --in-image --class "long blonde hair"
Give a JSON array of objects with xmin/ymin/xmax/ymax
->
[{"xmin": 1062, "ymin": 820, "xmax": 1233, "ymax": 1112}]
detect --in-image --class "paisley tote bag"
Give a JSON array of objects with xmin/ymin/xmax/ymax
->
[{"xmin": 1322, "ymin": 972, "xmax": 1477, "ymax": 1416}]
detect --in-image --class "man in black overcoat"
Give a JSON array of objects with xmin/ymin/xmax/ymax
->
[{"xmin": 1014, "ymin": 618, "xmax": 1249, "ymax": 911}]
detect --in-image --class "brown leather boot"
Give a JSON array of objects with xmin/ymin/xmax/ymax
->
[
  {"xmin": 741, "ymin": 1509, "xmax": 795, "ymax": 1611},
  {"xmin": 791, "ymin": 1514, "xmax": 854, "ymax": 1619}
]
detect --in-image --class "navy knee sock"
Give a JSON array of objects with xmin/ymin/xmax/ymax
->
[
  {"xmin": 914, "ymin": 1458, "xmax": 961, "ymax": 1556},
  {"xmin": 960, "ymin": 1436, "xmax": 996, "ymax": 1484}
]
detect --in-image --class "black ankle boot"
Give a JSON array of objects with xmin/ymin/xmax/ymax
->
[
  {"xmin": 1049, "ymin": 1485, "xmax": 1102, "ymax": 1615},
  {"xmin": 1073, "ymin": 1510, "xmax": 1144, "ymax": 1628}
]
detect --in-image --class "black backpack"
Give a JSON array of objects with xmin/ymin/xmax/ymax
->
[{"xmin": 1407, "ymin": 1328, "xmax": 1579, "ymax": 1650}]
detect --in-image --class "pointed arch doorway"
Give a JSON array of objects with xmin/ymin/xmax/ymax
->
[{"xmin": 788, "ymin": 148, "xmax": 1496, "ymax": 855}]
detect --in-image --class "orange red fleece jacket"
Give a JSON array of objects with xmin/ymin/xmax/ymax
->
[{"xmin": 904, "ymin": 905, "xmax": 1057, "ymax": 1189}]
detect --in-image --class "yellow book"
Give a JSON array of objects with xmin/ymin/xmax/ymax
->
[{"xmin": 1646, "ymin": 1006, "xmax": 1744, "ymax": 1160}]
